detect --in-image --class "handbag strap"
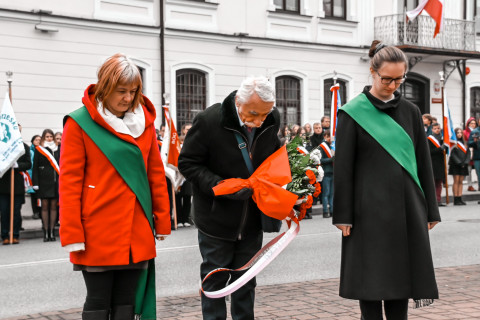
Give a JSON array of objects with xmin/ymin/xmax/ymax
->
[{"xmin": 234, "ymin": 132, "xmax": 254, "ymax": 175}]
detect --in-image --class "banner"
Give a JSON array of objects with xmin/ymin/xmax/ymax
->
[
  {"xmin": 406, "ymin": 0, "xmax": 444, "ymax": 38},
  {"xmin": 330, "ymin": 83, "xmax": 341, "ymax": 150},
  {"xmin": 442, "ymin": 90, "xmax": 457, "ymax": 151},
  {"xmin": 0, "ymin": 92, "xmax": 25, "ymax": 178},
  {"xmin": 161, "ymin": 105, "xmax": 184, "ymax": 189}
]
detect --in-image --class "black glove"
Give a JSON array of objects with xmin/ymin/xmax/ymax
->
[
  {"xmin": 441, "ymin": 144, "xmax": 448, "ymax": 151},
  {"xmin": 218, "ymin": 188, "xmax": 253, "ymax": 201}
]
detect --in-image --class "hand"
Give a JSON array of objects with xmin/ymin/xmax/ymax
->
[
  {"xmin": 218, "ymin": 188, "xmax": 253, "ymax": 201},
  {"xmin": 428, "ymin": 221, "xmax": 439, "ymax": 230},
  {"xmin": 441, "ymin": 144, "xmax": 448, "ymax": 151},
  {"xmin": 336, "ymin": 225, "xmax": 351, "ymax": 237},
  {"xmin": 156, "ymin": 235, "xmax": 167, "ymax": 241}
]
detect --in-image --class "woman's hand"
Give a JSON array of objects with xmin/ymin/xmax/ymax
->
[
  {"xmin": 336, "ymin": 225, "xmax": 351, "ymax": 237},
  {"xmin": 428, "ymin": 221, "xmax": 439, "ymax": 230},
  {"xmin": 156, "ymin": 235, "xmax": 167, "ymax": 241}
]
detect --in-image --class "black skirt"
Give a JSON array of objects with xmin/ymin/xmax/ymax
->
[{"xmin": 448, "ymin": 164, "xmax": 469, "ymax": 176}]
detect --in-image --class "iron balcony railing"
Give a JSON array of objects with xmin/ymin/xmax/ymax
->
[{"xmin": 374, "ymin": 14, "xmax": 476, "ymax": 52}]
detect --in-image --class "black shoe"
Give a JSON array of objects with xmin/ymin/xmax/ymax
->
[
  {"xmin": 82, "ymin": 310, "xmax": 110, "ymax": 320},
  {"xmin": 43, "ymin": 230, "xmax": 49, "ymax": 242},
  {"xmin": 32, "ymin": 212, "xmax": 40, "ymax": 219},
  {"xmin": 323, "ymin": 212, "xmax": 331, "ymax": 218},
  {"xmin": 20, "ymin": 227, "xmax": 25, "ymax": 231},
  {"xmin": 459, "ymin": 198, "xmax": 467, "ymax": 205},
  {"xmin": 111, "ymin": 305, "xmax": 133, "ymax": 320},
  {"xmin": 49, "ymin": 229, "xmax": 56, "ymax": 242},
  {"xmin": 437, "ymin": 202, "xmax": 446, "ymax": 207}
]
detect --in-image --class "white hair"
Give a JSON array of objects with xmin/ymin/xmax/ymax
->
[{"xmin": 236, "ymin": 76, "xmax": 275, "ymax": 104}]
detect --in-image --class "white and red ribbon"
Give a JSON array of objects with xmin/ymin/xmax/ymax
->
[
  {"xmin": 319, "ymin": 142, "xmax": 333, "ymax": 158},
  {"xmin": 201, "ymin": 218, "xmax": 300, "ymax": 299},
  {"xmin": 457, "ymin": 142, "xmax": 467, "ymax": 154},
  {"xmin": 427, "ymin": 135, "xmax": 441, "ymax": 148},
  {"xmin": 36, "ymin": 146, "xmax": 60, "ymax": 175},
  {"xmin": 21, "ymin": 171, "xmax": 33, "ymax": 190}
]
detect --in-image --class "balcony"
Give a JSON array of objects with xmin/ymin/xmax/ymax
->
[{"xmin": 374, "ymin": 14, "xmax": 476, "ymax": 53}]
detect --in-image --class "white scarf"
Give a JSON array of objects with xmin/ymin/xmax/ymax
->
[
  {"xmin": 97, "ymin": 102, "xmax": 145, "ymax": 138},
  {"xmin": 43, "ymin": 140, "xmax": 58, "ymax": 152}
]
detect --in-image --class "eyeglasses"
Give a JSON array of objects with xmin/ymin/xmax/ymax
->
[{"xmin": 376, "ymin": 71, "xmax": 406, "ymax": 85}]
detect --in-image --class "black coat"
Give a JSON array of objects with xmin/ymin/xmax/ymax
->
[
  {"xmin": 428, "ymin": 134, "xmax": 446, "ymax": 181},
  {"xmin": 448, "ymin": 145, "xmax": 471, "ymax": 167},
  {"xmin": 310, "ymin": 133, "xmax": 323, "ymax": 149},
  {"xmin": 32, "ymin": 146, "xmax": 60, "ymax": 199},
  {"xmin": 333, "ymin": 87, "xmax": 440, "ymax": 301},
  {"xmin": 178, "ymin": 91, "xmax": 281, "ymax": 241},
  {"xmin": 0, "ymin": 143, "xmax": 31, "ymax": 199},
  {"xmin": 319, "ymin": 142, "xmax": 334, "ymax": 175}
]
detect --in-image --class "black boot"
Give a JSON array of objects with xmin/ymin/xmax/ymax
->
[
  {"xmin": 43, "ymin": 229, "xmax": 49, "ymax": 242},
  {"xmin": 323, "ymin": 212, "xmax": 331, "ymax": 218},
  {"xmin": 82, "ymin": 310, "xmax": 110, "ymax": 320},
  {"xmin": 111, "ymin": 305, "xmax": 134, "ymax": 320},
  {"xmin": 49, "ymin": 229, "xmax": 56, "ymax": 241},
  {"xmin": 453, "ymin": 197, "xmax": 460, "ymax": 205},
  {"xmin": 459, "ymin": 197, "xmax": 467, "ymax": 205}
]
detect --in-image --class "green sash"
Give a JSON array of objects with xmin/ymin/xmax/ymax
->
[
  {"xmin": 68, "ymin": 106, "xmax": 157, "ymax": 320},
  {"xmin": 341, "ymin": 93, "xmax": 424, "ymax": 194}
]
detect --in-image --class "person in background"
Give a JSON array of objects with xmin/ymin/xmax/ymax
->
[
  {"xmin": 428, "ymin": 123, "xmax": 448, "ymax": 206},
  {"xmin": 319, "ymin": 130, "xmax": 334, "ymax": 218},
  {"xmin": 310, "ymin": 122, "xmax": 324, "ymax": 149},
  {"xmin": 303, "ymin": 123, "xmax": 312, "ymax": 137},
  {"xmin": 54, "ymin": 131, "xmax": 62, "ymax": 227},
  {"xmin": 176, "ymin": 124, "xmax": 193, "ymax": 227},
  {"xmin": 333, "ymin": 40, "xmax": 440, "ymax": 320},
  {"xmin": 59, "ymin": 53, "xmax": 171, "ymax": 320},
  {"xmin": 33, "ymin": 129, "xmax": 60, "ymax": 242},
  {"xmin": 28, "ymin": 135, "xmax": 42, "ymax": 219},
  {"xmin": 321, "ymin": 116, "xmax": 330, "ymax": 133},
  {"xmin": 422, "ymin": 113, "xmax": 433, "ymax": 136},
  {"xmin": 278, "ymin": 124, "xmax": 291, "ymax": 145},
  {"xmin": 290, "ymin": 124, "xmax": 300, "ymax": 136},
  {"xmin": 468, "ymin": 121, "xmax": 480, "ymax": 203},
  {"xmin": 448, "ymin": 128, "xmax": 470, "ymax": 205},
  {"xmin": 464, "ymin": 117, "xmax": 477, "ymax": 191},
  {"xmin": 0, "ymin": 128, "xmax": 31, "ymax": 245}
]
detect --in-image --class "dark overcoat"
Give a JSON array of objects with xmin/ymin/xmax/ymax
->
[
  {"xmin": 32, "ymin": 146, "xmax": 60, "ymax": 199},
  {"xmin": 428, "ymin": 134, "xmax": 446, "ymax": 181},
  {"xmin": 333, "ymin": 87, "xmax": 440, "ymax": 301},
  {"xmin": 0, "ymin": 143, "xmax": 31, "ymax": 198},
  {"xmin": 178, "ymin": 91, "xmax": 281, "ymax": 241}
]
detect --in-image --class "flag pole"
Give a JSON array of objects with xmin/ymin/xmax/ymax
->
[
  {"xmin": 6, "ymin": 71, "xmax": 14, "ymax": 244},
  {"xmin": 439, "ymin": 71, "xmax": 449, "ymax": 205}
]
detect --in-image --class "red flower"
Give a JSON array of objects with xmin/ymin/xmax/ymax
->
[
  {"xmin": 298, "ymin": 204, "xmax": 307, "ymax": 221},
  {"xmin": 306, "ymin": 170, "xmax": 316, "ymax": 184},
  {"xmin": 305, "ymin": 195, "xmax": 313, "ymax": 209},
  {"xmin": 313, "ymin": 183, "xmax": 321, "ymax": 197}
]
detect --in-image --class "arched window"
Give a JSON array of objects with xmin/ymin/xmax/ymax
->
[
  {"xmin": 176, "ymin": 69, "xmax": 207, "ymax": 130},
  {"xmin": 275, "ymin": 76, "xmax": 301, "ymax": 126},
  {"xmin": 471, "ymin": 86, "xmax": 480, "ymax": 120},
  {"xmin": 323, "ymin": 78, "xmax": 346, "ymax": 116}
]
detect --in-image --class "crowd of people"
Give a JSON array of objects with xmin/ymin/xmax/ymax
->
[{"xmin": 1, "ymin": 127, "xmax": 62, "ymax": 245}]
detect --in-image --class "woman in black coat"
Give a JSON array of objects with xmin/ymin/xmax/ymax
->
[
  {"xmin": 448, "ymin": 128, "xmax": 470, "ymax": 205},
  {"xmin": 32, "ymin": 129, "xmax": 60, "ymax": 242},
  {"xmin": 333, "ymin": 41, "xmax": 441, "ymax": 320}
]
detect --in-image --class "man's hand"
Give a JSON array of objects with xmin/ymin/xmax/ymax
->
[
  {"xmin": 218, "ymin": 188, "xmax": 253, "ymax": 201},
  {"xmin": 428, "ymin": 221, "xmax": 439, "ymax": 230},
  {"xmin": 335, "ymin": 225, "xmax": 351, "ymax": 237}
]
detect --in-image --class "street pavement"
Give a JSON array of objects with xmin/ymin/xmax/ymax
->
[{"xmin": 1, "ymin": 185, "xmax": 480, "ymax": 319}]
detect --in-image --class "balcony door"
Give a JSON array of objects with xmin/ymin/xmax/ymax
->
[
  {"xmin": 471, "ymin": 86, "xmax": 480, "ymax": 120},
  {"xmin": 399, "ymin": 72, "xmax": 430, "ymax": 114}
]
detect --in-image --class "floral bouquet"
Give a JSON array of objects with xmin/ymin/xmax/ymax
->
[{"xmin": 285, "ymin": 136, "xmax": 324, "ymax": 220}]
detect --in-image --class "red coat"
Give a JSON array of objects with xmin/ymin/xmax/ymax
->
[{"xmin": 59, "ymin": 84, "xmax": 171, "ymax": 266}]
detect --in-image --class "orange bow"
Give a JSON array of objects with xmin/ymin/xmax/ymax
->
[{"xmin": 212, "ymin": 146, "xmax": 298, "ymax": 220}]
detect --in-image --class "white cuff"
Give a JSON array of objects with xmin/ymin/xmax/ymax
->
[{"xmin": 63, "ymin": 243, "xmax": 85, "ymax": 252}]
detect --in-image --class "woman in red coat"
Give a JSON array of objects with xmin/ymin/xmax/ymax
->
[{"xmin": 59, "ymin": 53, "xmax": 171, "ymax": 320}]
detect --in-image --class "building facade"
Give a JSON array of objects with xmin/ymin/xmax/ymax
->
[{"xmin": 0, "ymin": 0, "xmax": 479, "ymax": 141}]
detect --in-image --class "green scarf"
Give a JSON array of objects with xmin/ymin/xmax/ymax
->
[
  {"xmin": 341, "ymin": 93, "xmax": 424, "ymax": 195},
  {"xmin": 68, "ymin": 106, "xmax": 157, "ymax": 319}
]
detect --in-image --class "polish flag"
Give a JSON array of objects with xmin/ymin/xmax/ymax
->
[
  {"xmin": 443, "ymin": 90, "xmax": 457, "ymax": 152},
  {"xmin": 406, "ymin": 0, "xmax": 444, "ymax": 38}
]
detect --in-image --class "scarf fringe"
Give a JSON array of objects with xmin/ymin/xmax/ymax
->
[{"xmin": 413, "ymin": 299, "xmax": 435, "ymax": 309}]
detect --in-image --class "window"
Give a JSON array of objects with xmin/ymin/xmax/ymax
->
[
  {"xmin": 275, "ymin": 76, "xmax": 301, "ymax": 126},
  {"xmin": 323, "ymin": 79, "xmax": 346, "ymax": 116},
  {"xmin": 405, "ymin": 0, "xmax": 419, "ymax": 10},
  {"xmin": 274, "ymin": 0, "xmax": 300, "ymax": 13},
  {"xmin": 176, "ymin": 69, "xmax": 207, "ymax": 130},
  {"xmin": 471, "ymin": 87, "xmax": 480, "ymax": 120},
  {"xmin": 323, "ymin": 0, "xmax": 346, "ymax": 19},
  {"xmin": 398, "ymin": 73, "xmax": 430, "ymax": 114}
]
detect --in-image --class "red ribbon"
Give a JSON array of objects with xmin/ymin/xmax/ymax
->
[{"xmin": 212, "ymin": 146, "xmax": 298, "ymax": 221}]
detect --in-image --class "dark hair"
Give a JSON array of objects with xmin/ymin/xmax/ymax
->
[
  {"xmin": 40, "ymin": 129, "xmax": 54, "ymax": 145},
  {"xmin": 368, "ymin": 40, "xmax": 408, "ymax": 72},
  {"xmin": 432, "ymin": 123, "xmax": 440, "ymax": 128},
  {"xmin": 324, "ymin": 130, "xmax": 331, "ymax": 137},
  {"xmin": 30, "ymin": 135, "xmax": 41, "ymax": 144}
]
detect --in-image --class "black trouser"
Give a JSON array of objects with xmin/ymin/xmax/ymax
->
[
  {"xmin": 359, "ymin": 299, "xmax": 409, "ymax": 320},
  {"xmin": 0, "ymin": 194, "xmax": 23, "ymax": 240},
  {"xmin": 82, "ymin": 269, "xmax": 142, "ymax": 311},
  {"xmin": 198, "ymin": 231, "xmax": 263, "ymax": 320},
  {"xmin": 175, "ymin": 193, "xmax": 192, "ymax": 224}
]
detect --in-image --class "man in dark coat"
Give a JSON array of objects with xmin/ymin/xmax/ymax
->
[
  {"xmin": 178, "ymin": 76, "xmax": 280, "ymax": 320},
  {"xmin": 0, "ymin": 142, "xmax": 31, "ymax": 244},
  {"xmin": 427, "ymin": 123, "xmax": 448, "ymax": 206},
  {"xmin": 310, "ymin": 122, "xmax": 324, "ymax": 149}
]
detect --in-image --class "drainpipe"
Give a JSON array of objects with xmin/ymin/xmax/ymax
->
[{"xmin": 160, "ymin": 0, "xmax": 166, "ymax": 125}]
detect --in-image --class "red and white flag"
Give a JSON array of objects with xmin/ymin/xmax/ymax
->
[
  {"xmin": 160, "ymin": 105, "xmax": 184, "ymax": 189},
  {"xmin": 406, "ymin": 0, "xmax": 444, "ymax": 38}
]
